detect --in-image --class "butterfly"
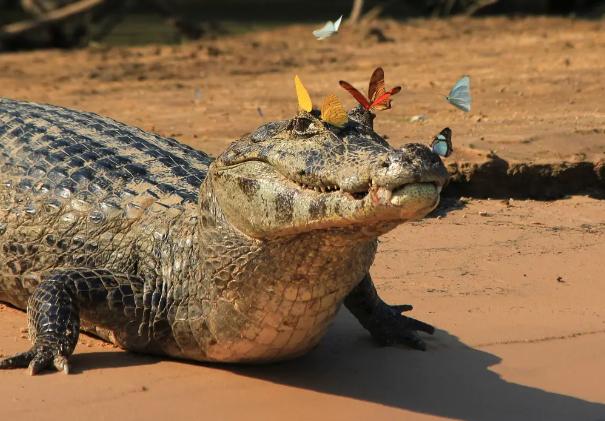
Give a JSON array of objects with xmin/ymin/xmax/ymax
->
[
  {"xmin": 446, "ymin": 75, "xmax": 471, "ymax": 112},
  {"xmin": 431, "ymin": 128, "xmax": 453, "ymax": 157},
  {"xmin": 294, "ymin": 75, "xmax": 313, "ymax": 112},
  {"xmin": 312, "ymin": 15, "xmax": 343, "ymax": 40},
  {"xmin": 294, "ymin": 75, "xmax": 348, "ymax": 128},
  {"xmin": 320, "ymin": 94, "xmax": 348, "ymax": 128},
  {"xmin": 339, "ymin": 67, "xmax": 402, "ymax": 111}
]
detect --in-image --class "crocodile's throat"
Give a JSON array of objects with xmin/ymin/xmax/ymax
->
[{"xmin": 192, "ymin": 193, "xmax": 378, "ymax": 362}]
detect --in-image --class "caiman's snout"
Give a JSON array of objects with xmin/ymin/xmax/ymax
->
[
  {"xmin": 361, "ymin": 143, "xmax": 449, "ymax": 214},
  {"xmin": 382, "ymin": 143, "xmax": 449, "ymax": 190}
]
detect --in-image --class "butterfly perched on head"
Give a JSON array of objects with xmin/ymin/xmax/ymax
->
[
  {"xmin": 339, "ymin": 67, "xmax": 402, "ymax": 111},
  {"xmin": 320, "ymin": 94, "xmax": 348, "ymax": 128},
  {"xmin": 294, "ymin": 75, "xmax": 348, "ymax": 128},
  {"xmin": 312, "ymin": 15, "xmax": 343, "ymax": 40},
  {"xmin": 431, "ymin": 128, "xmax": 453, "ymax": 158},
  {"xmin": 446, "ymin": 75, "xmax": 471, "ymax": 112}
]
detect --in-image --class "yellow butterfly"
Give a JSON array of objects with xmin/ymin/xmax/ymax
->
[
  {"xmin": 294, "ymin": 75, "xmax": 348, "ymax": 128},
  {"xmin": 294, "ymin": 75, "xmax": 312, "ymax": 112}
]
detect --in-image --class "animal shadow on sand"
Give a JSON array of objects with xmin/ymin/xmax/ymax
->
[
  {"xmin": 229, "ymin": 311, "xmax": 605, "ymax": 421},
  {"xmin": 68, "ymin": 349, "xmax": 161, "ymax": 374}
]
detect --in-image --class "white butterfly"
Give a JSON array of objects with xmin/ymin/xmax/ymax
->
[
  {"xmin": 312, "ymin": 15, "xmax": 343, "ymax": 40},
  {"xmin": 446, "ymin": 75, "xmax": 471, "ymax": 112}
]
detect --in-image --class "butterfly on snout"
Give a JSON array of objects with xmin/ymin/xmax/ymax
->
[
  {"xmin": 431, "ymin": 128, "xmax": 453, "ymax": 158},
  {"xmin": 294, "ymin": 75, "xmax": 348, "ymax": 128},
  {"xmin": 339, "ymin": 67, "xmax": 402, "ymax": 111}
]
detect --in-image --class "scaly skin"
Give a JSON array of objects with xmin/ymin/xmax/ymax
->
[{"xmin": 0, "ymin": 97, "xmax": 449, "ymax": 374}]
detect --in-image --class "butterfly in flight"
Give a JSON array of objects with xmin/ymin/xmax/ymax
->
[
  {"xmin": 313, "ymin": 15, "xmax": 343, "ymax": 40},
  {"xmin": 446, "ymin": 76, "xmax": 471, "ymax": 112},
  {"xmin": 339, "ymin": 67, "xmax": 402, "ymax": 111},
  {"xmin": 431, "ymin": 128, "xmax": 453, "ymax": 158},
  {"xmin": 294, "ymin": 75, "xmax": 348, "ymax": 128}
]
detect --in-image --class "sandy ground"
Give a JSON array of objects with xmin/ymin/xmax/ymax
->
[{"xmin": 0, "ymin": 16, "xmax": 605, "ymax": 420}]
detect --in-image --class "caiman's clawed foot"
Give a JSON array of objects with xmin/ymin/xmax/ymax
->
[
  {"xmin": 368, "ymin": 303, "xmax": 435, "ymax": 351},
  {"xmin": 344, "ymin": 274, "xmax": 435, "ymax": 351},
  {"xmin": 0, "ymin": 345, "xmax": 70, "ymax": 375}
]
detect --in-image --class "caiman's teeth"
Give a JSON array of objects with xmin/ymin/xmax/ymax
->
[{"xmin": 298, "ymin": 182, "xmax": 340, "ymax": 193}]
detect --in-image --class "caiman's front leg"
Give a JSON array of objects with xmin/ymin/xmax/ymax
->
[
  {"xmin": 0, "ymin": 269, "xmax": 149, "ymax": 375},
  {"xmin": 344, "ymin": 274, "xmax": 435, "ymax": 350}
]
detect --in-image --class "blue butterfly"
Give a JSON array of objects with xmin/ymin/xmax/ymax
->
[
  {"xmin": 446, "ymin": 76, "xmax": 471, "ymax": 112},
  {"xmin": 431, "ymin": 128, "xmax": 453, "ymax": 157}
]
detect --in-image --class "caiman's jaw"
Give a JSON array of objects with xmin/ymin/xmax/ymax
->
[
  {"xmin": 210, "ymin": 160, "xmax": 442, "ymax": 239},
  {"xmin": 287, "ymin": 166, "xmax": 443, "ymax": 219},
  {"xmin": 209, "ymin": 112, "xmax": 449, "ymax": 240}
]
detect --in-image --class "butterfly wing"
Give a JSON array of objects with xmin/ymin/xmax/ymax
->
[
  {"xmin": 446, "ymin": 75, "xmax": 471, "ymax": 112},
  {"xmin": 339, "ymin": 80, "xmax": 371, "ymax": 110},
  {"xmin": 321, "ymin": 94, "xmax": 348, "ymax": 128},
  {"xmin": 371, "ymin": 86, "xmax": 402, "ymax": 111},
  {"xmin": 313, "ymin": 21, "xmax": 335, "ymax": 40},
  {"xmin": 431, "ymin": 128, "xmax": 453, "ymax": 157},
  {"xmin": 368, "ymin": 67, "xmax": 385, "ymax": 101},
  {"xmin": 294, "ymin": 75, "xmax": 313, "ymax": 112},
  {"xmin": 449, "ymin": 75, "xmax": 470, "ymax": 97},
  {"xmin": 333, "ymin": 15, "xmax": 343, "ymax": 31}
]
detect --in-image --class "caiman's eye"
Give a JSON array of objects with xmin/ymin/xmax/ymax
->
[{"xmin": 289, "ymin": 117, "xmax": 320, "ymax": 137}]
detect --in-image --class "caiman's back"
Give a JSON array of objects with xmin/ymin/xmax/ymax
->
[{"xmin": 0, "ymin": 98, "xmax": 212, "ymax": 309}]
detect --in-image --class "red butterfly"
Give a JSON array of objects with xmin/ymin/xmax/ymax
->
[{"xmin": 339, "ymin": 67, "xmax": 402, "ymax": 111}]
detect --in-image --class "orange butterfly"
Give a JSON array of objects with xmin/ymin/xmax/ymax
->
[
  {"xmin": 339, "ymin": 67, "xmax": 402, "ymax": 111},
  {"xmin": 320, "ymin": 94, "xmax": 348, "ymax": 128}
]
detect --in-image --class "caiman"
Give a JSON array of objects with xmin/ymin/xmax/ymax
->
[{"xmin": 0, "ymin": 97, "xmax": 449, "ymax": 375}]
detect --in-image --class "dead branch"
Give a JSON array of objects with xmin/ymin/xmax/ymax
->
[
  {"xmin": 349, "ymin": 0, "xmax": 364, "ymax": 24},
  {"xmin": 0, "ymin": 0, "xmax": 105, "ymax": 39}
]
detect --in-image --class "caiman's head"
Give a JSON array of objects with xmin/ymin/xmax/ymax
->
[{"xmin": 206, "ymin": 107, "xmax": 449, "ymax": 240}]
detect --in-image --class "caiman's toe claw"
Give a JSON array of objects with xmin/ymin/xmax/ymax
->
[
  {"xmin": 0, "ymin": 350, "xmax": 36, "ymax": 369},
  {"xmin": 0, "ymin": 347, "xmax": 70, "ymax": 375},
  {"xmin": 52, "ymin": 355, "xmax": 70, "ymax": 374},
  {"xmin": 371, "ymin": 303, "xmax": 435, "ymax": 351}
]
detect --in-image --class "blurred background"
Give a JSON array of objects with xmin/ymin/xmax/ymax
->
[{"xmin": 1, "ymin": 0, "xmax": 605, "ymax": 49}]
